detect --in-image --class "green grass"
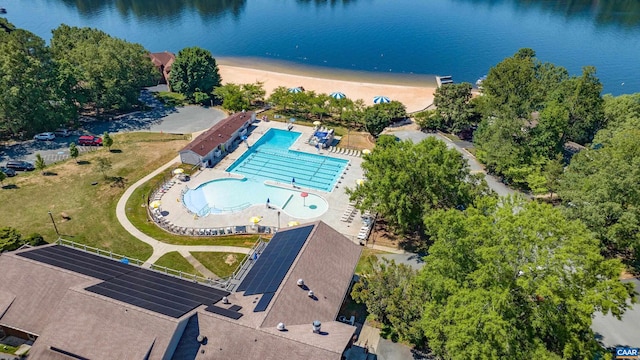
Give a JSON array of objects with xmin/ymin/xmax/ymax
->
[
  {"xmin": 191, "ymin": 252, "xmax": 247, "ymax": 278},
  {"xmin": 0, "ymin": 344, "xmax": 19, "ymax": 355},
  {"xmin": 154, "ymin": 91, "xmax": 187, "ymax": 107},
  {"xmin": 124, "ymin": 170, "xmax": 264, "ymax": 247},
  {"xmin": 154, "ymin": 251, "xmax": 200, "ymax": 276},
  {"xmin": 0, "ymin": 132, "xmax": 190, "ymax": 261}
]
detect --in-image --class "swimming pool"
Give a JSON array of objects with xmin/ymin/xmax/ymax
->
[
  {"xmin": 226, "ymin": 129, "xmax": 348, "ymax": 192},
  {"xmin": 183, "ymin": 178, "xmax": 328, "ymax": 219},
  {"xmin": 182, "ymin": 128, "xmax": 347, "ymax": 218}
]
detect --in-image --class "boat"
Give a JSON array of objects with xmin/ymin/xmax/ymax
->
[{"xmin": 0, "ymin": 8, "xmax": 6, "ymax": 14}]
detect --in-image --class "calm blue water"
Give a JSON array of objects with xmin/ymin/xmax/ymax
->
[
  {"xmin": 5, "ymin": 0, "xmax": 640, "ymax": 94},
  {"xmin": 227, "ymin": 129, "xmax": 348, "ymax": 191}
]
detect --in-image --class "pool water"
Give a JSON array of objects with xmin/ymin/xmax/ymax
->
[
  {"xmin": 183, "ymin": 128, "xmax": 347, "ymax": 218},
  {"xmin": 226, "ymin": 129, "xmax": 348, "ymax": 192}
]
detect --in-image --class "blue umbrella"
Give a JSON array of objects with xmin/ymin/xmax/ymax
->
[
  {"xmin": 330, "ymin": 92, "xmax": 346, "ymax": 100},
  {"xmin": 288, "ymin": 87, "xmax": 303, "ymax": 93},
  {"xmin": 373, "ymin": 96, "xmax": 390, "ymax": 104},
  {"xmin": 241, "ymin": 135, "xmax": 247, "ymax": 141}
]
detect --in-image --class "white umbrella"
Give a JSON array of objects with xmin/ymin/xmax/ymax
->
[
  {"xmin": 373, "ymin": 96, "xmax": 390, "ymax": 104},
  {"xmin": 362, "ymin": 149, "xmax": 371, "ymax": 155},
  {"xmin": 173, "ymin": 168, "xmax": 184, "ymax": 175},
  {"xmin": 330, "ymin": 92, "xmax": 346, "ymax": 100},
  {"xmin": 288, "ymin": 87, "xmax": 303, "ymax": 93}
]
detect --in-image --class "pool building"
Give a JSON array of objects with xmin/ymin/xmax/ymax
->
[
  {"xmin": 0, "ymin": 221, "xmax": 362, "ymax": 359},
  {"xmin": 179, "ymin": 111, "xmax": 255, "ymax": 167}
]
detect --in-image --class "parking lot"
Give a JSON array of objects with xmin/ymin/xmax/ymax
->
[{"xmin": 0, "ymin": 133, "xmax": 101, "ymax": 169}]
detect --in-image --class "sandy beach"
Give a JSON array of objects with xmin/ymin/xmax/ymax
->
[{"xmin": 217, "ymin": 62, "xmax": 436, "ymax": 113}]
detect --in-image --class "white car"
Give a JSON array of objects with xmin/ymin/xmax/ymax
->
[{"xmin": 33, "ymin": 132, "xmax": 55, "ymax": 141}]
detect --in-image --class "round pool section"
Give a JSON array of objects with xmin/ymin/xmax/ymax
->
[
  {"xmin": 183, "ymin": 178, "xmax": 328, "ymax": 219},
  {"xmin": 226, "ymin": 128, "xmax": 348, "ymax": 192}
]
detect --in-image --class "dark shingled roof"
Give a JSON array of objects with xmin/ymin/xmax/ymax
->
[{"xmin": 180, "ymin": 112, "xmax": 253, "ymax": 157}]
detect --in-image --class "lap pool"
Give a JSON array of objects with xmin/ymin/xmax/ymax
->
[{"xmin": 182, "ymin": 128, "xmax": 347, "ymax": 218}]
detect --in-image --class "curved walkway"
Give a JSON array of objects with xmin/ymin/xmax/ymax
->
[{"xmin": 115, "ymin": 155, "xmax": 251, "ymax": 268}]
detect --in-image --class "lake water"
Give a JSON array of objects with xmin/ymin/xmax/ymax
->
[{"xmin": 5, "ymin": 0, "xmax": 640, "ymax": 94}]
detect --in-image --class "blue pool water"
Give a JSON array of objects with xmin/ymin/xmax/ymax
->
[
  {"xmin": 182, "ymin": 128, "xmax": 346, "ymax": 218},
  {"xmin": 226, "ymin": 129, "xmax": 348, "ymax": 192}
]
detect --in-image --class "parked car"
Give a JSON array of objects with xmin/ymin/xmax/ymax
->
[
  {"xmin": 0, "ymin": 166, "xmax": 16, "ymax": 177},
  {"xmin": 33, "ymin": 132, "xmax": 55, "ymax": 141},
  {"xmin": 54, "ymin": 128, "xmax": 71, "ymax": 137},
  {"xmin": 5, "ymin": 160, "xmax": 35, "ymax": 171},
  {"xmin": 78, "ymin": 135, "xmax": 103, "ymax": 146}
]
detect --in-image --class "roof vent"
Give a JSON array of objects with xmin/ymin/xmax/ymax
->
[
  {"xmin": 277, "ymin": 322, "xmax": 286, "ymax": 331},
  {"xmin": 297, "ymin": 279, "xmax": 304, "ymax": 287},
  {"xmin": 222, "ymin": 296, "xmax": 229, "ymax": 304},
  {"xmin": 197, "ymin": 334, "xmax": 207, "ymax": 343},
  {"xmin": 218, "ymin": 133, "xmax": 222, "ymax": 137},
  {"xmin": 312, "ymin": 320, "xmax": 321, "ymax": 334},
  {"xmin": 308, "ymin": 290, "xmax": 314, "ymax": 298}
]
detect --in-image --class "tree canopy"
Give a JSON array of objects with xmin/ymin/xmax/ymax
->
[
  {"xmin": 170, "ymin": 46, "xmax": 221, "ymax": 102},
  {"xmin": 347, "ymin": 136, "xmax": 488, "ymax": 236}
]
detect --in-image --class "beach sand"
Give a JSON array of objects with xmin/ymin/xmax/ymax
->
[{"xmin": 217, "ymin": 60, "xmax": 436, "ymax": 113}]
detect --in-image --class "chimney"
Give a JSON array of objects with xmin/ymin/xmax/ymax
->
[
  {"xmin": 312, "ymin": 320, "xmax": 321, "ymax": 334},
  {"xmin": 297, "ymin": 279, "xmax": 304, "ymax": 287},
  {"xmin": 277, "ymin": 322, "xmax": 286, "ymax": 331}
]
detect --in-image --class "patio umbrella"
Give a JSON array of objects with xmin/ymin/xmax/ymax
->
[
  {"xmin": 330, "ymin": 92, "xmax": 346, "ymax": 100},
  {"xmin": 241, "ymin": 135, "xmax": 248, "ymax": 141},
  {"xmin": 150, "ymin": 200, "xmax": 161, "ymax": 209},
  {"xmin": 250, "ymin": 216, "xmax": 262, "ymax": 224},
  {"xmin": 300, "ymin": 192, "xmax": 309, "ymax": 206},
  {"xmin": 313, "ymin": 121, "xmax": 322, "ymax": 126},
  {"xmin": 288, "ymin": 87, "xmax": 303, "ymax": 93},
  {"xmin": 356, "ymin": 179, "xmax": 365, "ymax": 186},
  {"xmin": 173, "ymin": 168, "xmax": 184, "ymax": 174},
  {"xmin": 362, "ymin": 149, "xmax": 371, "ymax": 155},
  {"xmin": 288, "ymin": 221, "xmax": 300, "ymax": 227},
  {"xmin": 373, "ymin": 96, "xmax": 390, "ymax": 104}
]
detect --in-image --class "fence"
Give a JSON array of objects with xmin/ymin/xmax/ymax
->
[{"xmin": 56, "ymin": 238, "xmax": 145, "ymax": 267}]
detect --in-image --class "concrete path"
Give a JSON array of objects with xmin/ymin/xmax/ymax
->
[
  {"xmin": 115, "ymin": 155, "xmax": 251, "ymax": 269},
  {"xmin": 178, "ymin": 249, "xmax": 220, "ymax": 280}
]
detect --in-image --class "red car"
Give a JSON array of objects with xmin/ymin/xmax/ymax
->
[{"xmin": 78, "ymin": 135, "xmax": 103, "ymax": 146}]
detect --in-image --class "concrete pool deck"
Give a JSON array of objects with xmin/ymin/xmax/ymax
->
[{"xmin": 157, "ymin": 119, "xmax": 369, "ymax": 243}]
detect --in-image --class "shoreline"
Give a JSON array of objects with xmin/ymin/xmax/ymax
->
[{"xmin": 216, "ymin": 57, "xmax": 437, "ymax": 113}]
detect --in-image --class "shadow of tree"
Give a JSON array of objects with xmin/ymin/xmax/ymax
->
[{"xmin": 1, "ymin": 184, "xmax": 18, "ymax": 189}]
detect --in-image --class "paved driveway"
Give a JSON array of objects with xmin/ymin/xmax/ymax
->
[{"xmin": 592, "ymin": 279, "xmax": 640, "ymax": 349}]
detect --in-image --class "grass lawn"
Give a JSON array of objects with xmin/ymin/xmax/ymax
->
[
  {"xmin": 154, "ymin": 251, "xmax": 200, "ymax": 276},
  {"xmin": 0, "ymin": 132, "xmax": 190, "ymax": 260},
  {"xmin": 191, "ymin": 252, "xmax": 247, "ymax": 278},
  {"xmin": 125, "ymin": 177, "xmax": 262, "ymax": 247},
  {"xmin": 355, "ymin": 248, "xmax": 387, "ymax": 274}
]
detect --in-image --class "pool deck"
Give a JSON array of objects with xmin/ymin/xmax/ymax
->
[{"xmin": 158, "ymin": 120, "xmax": 368, "ymax": 243}]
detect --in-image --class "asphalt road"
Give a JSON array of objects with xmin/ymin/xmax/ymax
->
[
  {"xmin": 592, "ymin": 279, "xmax": 640, "ymax": 349},
  {"xmin": 0, "ymin": 89, "xmax": 226, "ymax": 167}
]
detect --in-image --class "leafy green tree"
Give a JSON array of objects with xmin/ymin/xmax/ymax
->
[
  {"xmin": 102, "ymin": 132, "xmax": 113, "ymax": 151},
  {"xmin": 213, "ymin": 83, "xmax": 247, "ymax": 111},
  {"xmin": 375, "ymin": 100, "xmax": 407, "ymax": 121},
  {"xmin": 528, "ymin": 100, "xmax": 569, "ymax": 159},
  {"xmin": 474, "ymin": 114, "xmax": 529, "ymax": 182},
  {"xmin": 50, "ymin": 25, "xmax": 157, "ymax": 115},
  {"xmin": 309, "ymin": 93, "xmax": 331, "ymax": 120},
  {"xmin": 95, "ymin": 157, "xmax": 112, "ymax": 179},
  {"xmin": 242, "ymin": 82, "xmax": 266, "ymax": 105},
  {"xmin": 414, "ymin": 109, "xmax": 443, "ymax": 132},
  {"xmin": 363, "ymin": 105, "xmax": 392, "ymax": 137},
  {"xmin": 351, "ymin": 258, "xmax": 426, "ymax": 344},
  {"xmin": 419, "ymin": 197, "xmax": 635, "ymax": 359},
  {"xmin": 433, "ymin": 82, "xmax": 476, "ymax": 133},
  {"xmin": 69, "ymin": 142, "xmax": 79, "ymax": 163},
  {"xmin": 0, "ymin": 227, "xmax": 45, "ymax": 251},
  {"xmin": 267, "ymin": 86, "xmax": 293, "ymax": 111},
  {"xmin": 35, "ymin": 153, "xmax": 46, "ymax": 175},
  {"xmin": 561, "ymin": 66, "xmax": 604, "ymax": 144},
  {"xmin": 170, "ymin": 46, "xmax": 221, "ymax": 102},
  {"xmin": 0, "ymin": 25, "xmax": 71, "ymax": 137},
  {"xmin": 559, "ymin": 127, "xmax": 640, "ymax": 262},
  {"xmin": 347, "ymin": 136, "xmax": 488, "ymax": 235}
]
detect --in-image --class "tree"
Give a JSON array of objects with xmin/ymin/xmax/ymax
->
[
  {"xmin": 170, "ymin": 46, "xmax": 221, "ymax": 102},
  {"xmin": 50, "ymin": 25, "xmax": 157, "ymax": 115},
  {"xmin": 0, "ymin": 227, "xmax": 46, "ymax": 251},
  {"xmin": 433, "ymin": 82, "xmax": 476, "ymax": 133},
  {"xmin": 418, "ymin": 197, "xmax": 635, "ymax": 359},
  {"xmin": 242, "ymin": 82, "xmax": 265, "ymax": 105},
  {"xmin": 69, "ymin": 142, "xmax": 79, "ymax": 163},
  {"xmin": 347, "ymin": 136, "xmax": 489, "ymax": 235},
  {"xmin": 559, "ymin": 127, "xmax": 640, "ymax": 263},
  {"xmin": 561, "ymin": 66, "xmax": 604, "ymax": 144},
  {"xmin": 363, "ymin": 105, "xmax": 392, "ymax": 137},
  {"xmin": 95, "ymin": 157, "xmax": 112, "ymax": 179},
  {"xmin": 102, "ymin": 132, "xmax": 113, "ymax": 151},
  {"xmin": 0, "ymin": 170, "xmax": 6, "ymax": 187},
  {"xmin": 35, "ymin": 153, "xmax": 46, "ymax": 175},
  {"xmin": 213, "ymin": 83, "xmax": 250, "ymax": 112},
  {"xmin": 267, "ymin": 86, "xmax": 292, "ymax": 111}
]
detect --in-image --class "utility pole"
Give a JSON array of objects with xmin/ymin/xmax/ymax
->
[{"xmin": 48, "ymin": 211, "xmax": 60, "ymax": 236}]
